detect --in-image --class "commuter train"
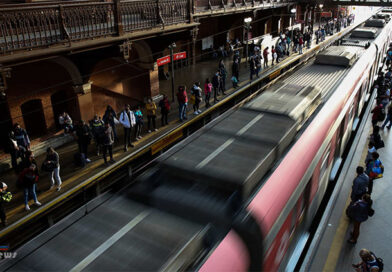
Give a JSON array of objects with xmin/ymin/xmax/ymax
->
[{"xmin": 132, "ymin": 10, "xmax": 392, "ymax": 271}]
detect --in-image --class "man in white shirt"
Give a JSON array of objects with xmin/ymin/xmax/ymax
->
[{"xmin": 119, "ymin": 104, "xmax": 136, "ymax": 151}]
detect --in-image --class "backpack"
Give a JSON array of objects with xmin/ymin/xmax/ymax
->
[
  {"xmin": 164, "ymin": 100, "xmax": 171, "ymax": 111},
  {"xmin": 369, "ymin": 252, "xmax": 384, "ymax": 272}
]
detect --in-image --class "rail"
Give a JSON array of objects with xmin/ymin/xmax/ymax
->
[
  {"xmin": 0, "ymin": 0, "xmax": 296, "ymax": 56},
  {"xmin": 194, "ymin": 0, "xmax": 295, "ymax": 13},
  {"xmin": 0, "ymin": 0, "xmax": 190, "ymax": 54}
]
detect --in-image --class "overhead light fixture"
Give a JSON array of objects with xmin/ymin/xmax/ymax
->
[
  {"xmin": 244, "ymin": 17, "xmax": 252, "ymax": 23},
  {"xmin": 319, "ymin": 4, "xmax": 324, "ymax": 9},
  {"xmin": 290, "ymin": 8, "xmax": 297, "ymax": 14}
]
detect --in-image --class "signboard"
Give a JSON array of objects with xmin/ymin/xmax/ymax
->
[
  {"xmin": 174, "ymin": 51, "xmax": 187, "ymax": 61},
  {"xmin": 321, "ymin": 12, "xmax": 332, "ymax": 18},
  {"xmin": 157, "ymin": 56, "xmax": 171, "ymax": 66},
  {"xmin": 157, "ymin": 52, "xmax": 187, "ymax": 66}
]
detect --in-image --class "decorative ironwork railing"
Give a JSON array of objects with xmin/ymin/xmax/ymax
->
[
  {"xmin": 0, "ymin": 0, "xmax": 190, "ymax": 54},
  {"xmin": 0, "ymin": 0, "xmax": 294, "ymax": 55},
  {"xmin": 194, "ymin": 0, "xmax": 294, "ymax": 12}
]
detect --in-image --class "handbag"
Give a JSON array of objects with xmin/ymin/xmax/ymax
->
[{"xmin": 190, "ymin": 94, "xmax": 196, "ymax": 105}]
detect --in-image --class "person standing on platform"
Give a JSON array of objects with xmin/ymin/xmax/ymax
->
[
  {"xmin": 158, "ymin": 94, "xmax": 170, "ymax": 126},
  {"xmin": 134, "ymin": 106, "xmax": 144, "ymax": 140},
  {"xmin": 347, "ymin": 194, "xmax": 372, "ymax": 244},
  {"xmin": 366, "ymin": 152, "xmax": 384, "ymax": 194},
  {"xmin": 191, "ymin": 82, "xmax": 203, "ymax": 115},
  {"xmin": 204, "ymin": 78, "xmax": 212, "ymax": 108},
  {"xmin": 7, "ymin": 131, "xmax": 25, "ymax": 171},
  {"xmin": 350, "ymin": 166, "xmax": 369, "ymax": 203},
  {"xmin": 365, "ymin": 142, "xmax": 377, "ymax": 166},
  {"xmin": 13, "ymin": 123, "xmax": 30, "ymax": 151},
  {"xmin": 90, "ymin": 114, "xmax": 105, "ymax": 156},
  {"xmin": 119, "ymin": 104, "xmax": 136, "ymax": 151},
  {"xmin": 75, "ymin": 120, "xmax": 92, "ymax": 163},
  {"xmin": 263, "ymin": 47, "xmax": 269, "ymax": 68},
  {"xmin": 45, "ymin": 147, "xmax": 62, "ymax": 192},
  {"xmin": 232, "ymin": 59, "xmax": 239, "ymax": 83},
  {"xmin": 146, "ymin": 98, "xmax": 157, "ymax": 132},
  {"xmin": 18, "ymin": 163, "xmax": 41, "ymax": 211},
  {"xmin": 254, "ymin": 50, "xmax": 262, "ymax": 77},
  {"xmin": 299, "ymin": 35, "xmax": 304, "ymax": 54},
  {"xmin": 0, "ymin": 182, "xmax": 11, "ymax": 226},
  {"xmin": 352, "ymin": 249, "xmax": 382, "ymax": 272},
  {"xmin": 249, "ymin": 55, "xmax": 256, "ymax": 81},
  {"xmin": 371, "ymin": 104, "xmax": 384, "ymax": 128},
  {"xmin": 212, "ymin": 71, "xmax": 220, "ymax": 103},
  {"xmin": 177, "ymin": 86, "xmax": 188, "ymax": 121},
  {"xmin": 219, "ymin": 60, "xmax": 227, "ymax": 94},
  {"xmin": 102, "ymin": 122, "xmax": 115, "ymax": 165},
  {"xmin": 103, "ymin": 106, "xmax": 118, "ymax": 141}
]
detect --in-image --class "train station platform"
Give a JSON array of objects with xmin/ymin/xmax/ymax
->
[
  {"xmin": 301, "ymin": 92, "xmax": 392, "ymax": 271},
  {"xmin": 0, "ymin": 19, "xmax": 363, "ymax": 248}
]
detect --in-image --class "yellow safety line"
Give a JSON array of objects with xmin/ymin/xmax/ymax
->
[
  {"xmin": 322, "ymin": 196, "xmax": 351, "ymax": 272},
  {"xmin": 323, "ymin": 129, "xmax": 371, "ymax": 271}
]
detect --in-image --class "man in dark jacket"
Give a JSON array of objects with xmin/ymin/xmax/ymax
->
[
  {"xmin": 13, "ymin": 123, "xmax": 30, "ymax": 150},
  {"xmin": 75, "ymin": 121, "xmax": 92, "ymax": 163},
  {"xmin": 212, "ymin": 71, "xmax": 220, "ymax": 103},
  {"xmin": 350, "ymin": 166, "xmax": 369, "ymax": 202},
  {"xmin": 232, "ymin": 59, "xmax": 239, "ymax": 82}
]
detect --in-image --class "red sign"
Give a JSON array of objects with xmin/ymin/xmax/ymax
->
[
  {"xmin": 157, "ymin": 52, "xmax": 187, "ymax": 66},
  {"xmin": 174, "ymin": 51, "xmax": 187, "ymax": 61},
  {"xmin": 321, "ymin": 12, "xmax": 332, "ymax": 18},
  {"xmin": 157, "ymin": 56, "xmax": 171, "ymax": 66}
]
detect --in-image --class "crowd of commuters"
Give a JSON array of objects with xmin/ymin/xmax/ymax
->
[{"xmin": 344, "ymin": 45, "xmax": 392, "ymax": 271}]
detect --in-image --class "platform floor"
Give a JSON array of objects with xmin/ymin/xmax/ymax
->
[
  {"xmin": 302, "ymin": 96, "xmax": 392, "ymax": 271},
  {"xmin": 0, "ymin": 21, "xmax": 356, "ymax": 233}
]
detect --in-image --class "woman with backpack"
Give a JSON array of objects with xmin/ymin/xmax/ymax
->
[
  {"xmin": 19, "ymin": 163, "xmax": 41, "ymax": 211},
  {"xmin": 366, "ymin": 152, "xmax": 384, "ymax": 194},
  {"xmin": 134, "ymin": 106, "xmax": 144, "ymax": 140},
  {"xmin": 347, "ymin": 194, "xmax": 372, "ymax": 244},
  {"xmin": 353, "ymin": 248, "xmax": 383, "ymax": 272},
  {"xmin": 159, "ymin": 95, "xmax": 170, "ymax": 126}
]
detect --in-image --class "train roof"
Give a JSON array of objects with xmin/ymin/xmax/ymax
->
[
  {"xmin": 315, "ymin": 46, "xmax": 359, "ymax": 67},
  {"xmin": 365, "ymin": 19, "xmax": 386, "ymax": 27}
]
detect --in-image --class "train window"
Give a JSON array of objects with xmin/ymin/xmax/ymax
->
[
  {"xmin": 348, "ymin": 104, "xmax": 354, "ymax": 122},
  {"xmin": 319, "ymin": 146, "xmax": 331, "ymax": 182}
]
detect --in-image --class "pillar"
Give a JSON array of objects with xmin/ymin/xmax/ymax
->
[
  {"xmin": 149, "ymin": 63, "xmax": 160, "ymax": 99},
  {"xmin": 74, "ymin": 82, "xmax": 94, "ymax": 122},
  {"xmin": 41, "ymin": 95, "xmax": 55, "ymax": 130},
  {"xmin": 190, "ymin": 27, "xmax": 199, "ymax": 66}
]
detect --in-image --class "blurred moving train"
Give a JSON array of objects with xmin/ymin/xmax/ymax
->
[
  {"xmin": 4, "ymin": 9, "xmax": 392, "ymax": 272},
  {"xmin": 134, "ymin": 10, "xmax": 392, "ymax": 271}
]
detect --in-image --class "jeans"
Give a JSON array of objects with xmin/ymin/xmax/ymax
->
[
  {"xmin": 147, "ymin": 115, "xmax": 156, "ymax": 130},
  {"xmin": 179, "ymin": 103, "xmax": 187, "ymax": 121},
  {"xmin": 382, "ymin": 114, "xmax": 392, "ymax": 128},
  {"xmin": 299, "ymin": 45, "xmax": 303, "ymax": 54},
  {"xmin": 50, "ymin": 167, "xmax": 62, "ymax": 187},
  {"xmin": 24, "ymin": 184, "xmax": 38, "ymax": 206},
  {"xmin": 205, "ymin": 93, "xmax": 211, "ymax": 107},
  {"xmin": 161, "ymin": 111, "xmax": 168, "ymax": 126},
  {"xmin": 102, "ymin": 145, "xmax": 113, "ymax": 163},
  {"xmin": 123, "ymin": 127, "xmax": 132, "ymax": 149}
]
